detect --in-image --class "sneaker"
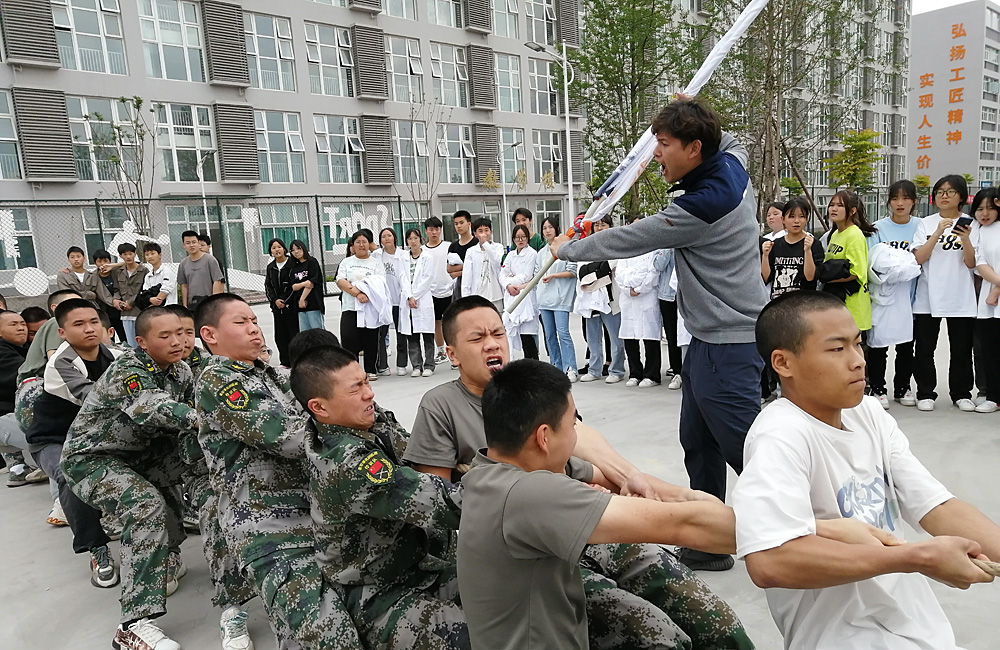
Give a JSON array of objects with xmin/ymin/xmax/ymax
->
[
  {"xmin": 876, "ymin": 394, "xmax": 890, "ymax": 410},
  {"xmin": 579, "ymin": 373, "xmax": 598, "ymax": 382},
  {"xmin": 567, "ymin": 370, "xmax": 579, "ymax": 383},
  {"xmin": 220, "ymin": 607, "xmax": 254, "ymax": 650},
  {"xmin": 638, "ymin": 378, "xmax": 658, "ymax": 388},
  {"xmin": 975, "ymin": 400, "xmax": 998, "ymax": 413},
  {"xmin": 625, "ymin": 378, "xmax": 640, "ymax": 387},
  {"xmin": 916, "ymin": 399, "xmax": 935, "ymax": 411},
  {"xmin": 411, "ymin": 368, "xmax": 422, "ymax": 378},
  {"xmin": 165, "ymin": 553, "xmax": 186, "ymax": 597},
  {"xmin": 90, "ymin": 545, "xmax": 120, "ymax": 588},
  {"xmin": 181, "ymin": 512, "xmax": 199, "ymax": 535},
  {"xmin": 366, "ymin": 373, "xmax": 378, "ymax": 382},
  {"xmin": 396, "ymin": 368, "xmax": 407, "ymax": 376},
  {"xmin": 897, "ymin": 389, "xmax": 917, "ymax": 407},
  {"xmin": 7, "ymin": 465, "xmax": 46, "ymax": 488},
  {"xmin": 667, "ymin": 375, "xmax": 683, "ymax": 390},
  {"xmin": 113, "ymin": 619, "xmax": 181, "ymax": 650},
  {"xmin": 955, "ymin": 398, "xmax": 976, "ymax": 412},
  {"xmin": 47, "ymin": 499, "xmax": 68, "ymax": 527},
  {"xmin": 377, "ymin": 368, "xmax": 391, "ymax": 376},
  {"xmin": 604, "ymin": 375, "xmax": 623, "ymax": 384},
  {"xmin": 434, "ymin": 351, "xmax": 448, "ymax": 365},
  {"xmin": 974, "ymin": 395, "xmax": 989, "ymax": 407},
  {"xmin": 422, "ymin": 368, "xmax": 434, "ymax": 378},
  {"xmin": 676, "ymin": 547, "xmax": 735, "ymax": 572}
]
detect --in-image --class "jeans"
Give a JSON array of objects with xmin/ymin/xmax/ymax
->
[
  {"xmin": 539, "ymin": 309, "xmax": 576, "ymax": 373},
  {"xmin": 585, "ymin": 313, "xmax": 625, "ymax": 378},
  {"xmin": 406, "ymin": 332, "xmax": 436, "ymax": 371},
  {"xmin": 912, "ymin": 314, "xmax": 975, "ymax": 402},
  {"xmin": 867, "ymin": 340, "xmax": 914, "ymax": 398},
  {"xmin": 298, "ymin": 310, "xmax": 325, "ymax": 331},
  {"xmin": 122, "ymin": 318, "xmax": 138, "ymax": 349},
  {"xmin": 31, "ymin": 442, "xmax": 110, "ymax": 553}
]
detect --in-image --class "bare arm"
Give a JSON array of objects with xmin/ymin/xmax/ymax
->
[
  {"xmin": 803, "ymin": 235, "xmax": 818, "ymax": 281},
  {"xmin": 920, "ymin": 498, "xmax": 1000, "ymax": 561},
  {"xmin": 447, "ymin": 263, "xmax": 463, "ymax": 278},
  {"xmin": 977, "ymin": 263, "xmax": 1000, "ymax": 287},
  {"xmin": 957, "ymin": 228, "xmax": 977, "ymax": 268},
  {"xmin": 180, "ymin": 284, "xmax": 188, "ymax": 307},
  {"xmin": 589, "ymin": 496, "xmax": 736, "ymax": 555},
  {"xmin": 212, "ymin": 280, "xmax": 225, "ymax": 294},
  {"xmin": 914, "ymin": 220, "xmax": 949, "ymax": 264},
  {"xmin": 413, "ymin": 463, "xmax": 452, "ymax": 481},
  {"xmin": 760, "ymin": 242, "xmax": 772, "ymax": 283},
  {"xmin": 572, "ymin": 422, "xmax": 647, "ymax": 496}
]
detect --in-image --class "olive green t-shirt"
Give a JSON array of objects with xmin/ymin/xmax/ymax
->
[
  {"xmin": 458, "ymin": 452, "xmax": 612, "ymax": 650},
  {"xmin": 17, "ymin": 318, "xmax": 62, "ymax": 384}
]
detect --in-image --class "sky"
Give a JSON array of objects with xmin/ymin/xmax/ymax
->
[{"xmin": 913, "ymin": 0, "xmax": 971, "ymax": 13}]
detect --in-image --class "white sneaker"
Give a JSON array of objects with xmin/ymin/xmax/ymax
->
[
  {"xmin": 876, "ymin": 394, "xmax": 890, "ymax": 410},
  {"xmin": 411, "ymin": 369, "xmax": 422, "ymax": 378},
  {"xmin": 604, "ymin": 375, "xmax": 623, "ymax": 384},
  {"xmin": 975, "ymin": 400, "xmax": 998, "ymax": 413},
  {"xmin": 46, "ymin": 499, "xmax": 68, "ymax": 527},
  {"xmin": 955, "ymin": 398, "xmax": 976, "ymax": 412},
  {"xmin": 916, "ymin": 399, "xmax": 935, "ymax": 411},
  {"xmin": 567, "ymin": 370, "xmax": 579, "ymax": 383},
  {"xmin": 113, "ymin": 618, "xmax": 180, "ymax": 650},
  {"xmin": 422, "ymin": 369, "xmax": 434, "ymax": 377},
  {"xmin": 638, "ymin": 378, "xmax": 658, "ymax": 388},
  {"xmin": 165, "ymin": 553, "xmax": 186, "ymax": 597},
  {"xmin": 434, "ymin": 351, "xmax": 448, "ymax": 365},
  {"xmin": 974, "ymin": 395, "xmax": 989, "ymax": 407},
  {"xmin": 396, "ymin": 368, "xmax": 407, "ymax": 376},
  {"xmin": 897, "ymin": 389, "xmax": 917, "ymax": 407},
  {"xmin": 579, "ymin": 373, "xmax": 598, "ymax": 382},
  {"xmin": 667, "ymin": 375, "xmax": 682, "ymax": 390},
  {"xmin": 219, "ymin": 607, "xmax": 254, "ymax": 650},
  {"xmin": 377, "ymin": 368, "xmax": 391, "ymax": 376},
  {"xmin": 625, "ymin": 378, "xmax": 640, "ymax": 387}
]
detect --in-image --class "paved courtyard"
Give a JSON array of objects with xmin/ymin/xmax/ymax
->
[{"xmin": 2, "ymin": 301, "xmax": 998, "ymax": 649}]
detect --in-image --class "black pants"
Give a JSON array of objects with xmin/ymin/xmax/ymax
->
[
  {"xmin": 272, "ymin": 308, "xmax": 300, "ymax": 367},
  {"xmin": 377, "ymin": 306, "xmax": 408, "ymax": 370},
  {"xmin": 980, "ymin": 318, "xmax": 1000, "ymax": 402},
  {"xmin": 658, "ymin": 300, "xmax": 683, "ymax": 376},
  {"xmin": 867, "ymin": 340, "xmax": 914, "ymax": 398},
  {"xmin": 340, "ymin": 310, "xmax": 380, "ymax": 374},
  {"xmin": 406, "ymin": 332, "xmax": 436, "ymax": 371},
  {"xmin": 520, "ymin": 334, "xmax": 539, "ymax": 360},
  {"xmin": 32, "ymin": 443, "xmax": 110, "ymax": 554},
  {"xmin": 912, "ymin": 314, "xmax": 975, "ymax": 402},
  {"xmin": 624, "ymin": 339, "xmax": 661, "ymax": 382}
]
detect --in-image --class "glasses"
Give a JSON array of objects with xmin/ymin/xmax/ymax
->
[
  {"xmin": 935, "ymin": 189, "xmax": 959, "ymax": 198},
  {"xmin": 513, "ymin": 236, "xmax": 528, "ymax": 241}
]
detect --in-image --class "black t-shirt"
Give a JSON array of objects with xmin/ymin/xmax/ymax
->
[
  {"xmin": 82, "ymin": 354, "xmax": 112, "ymax": 381},
  {"xmin": 449, "ymin": 238, "xmax": 478, "ymax": 298},
  {"xmin": 99, "ymin": 274, "xmax": 115, "ymax": 292},
  {"xmin": 767, "ymin": 236, "xmax": 825, "ymax": 300}
]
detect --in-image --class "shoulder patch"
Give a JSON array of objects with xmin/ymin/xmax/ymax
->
[
  {"xmin": 123, "ymin": 373, "xmax": 145, "ymax": 396},
  {"xmin": 226, "ymin": 360, "xmax": 254, "ymax": 373},
  {"xmin": 357, "ymin": 450, "xmax": 394, "ymax": 485},
  {"xmin": 217, "ymin": 380, "xmax": 250, "ymax": 410},
  {"xmin": 145, "ymin": 361, "xmax": 158, "ymax": 373}
]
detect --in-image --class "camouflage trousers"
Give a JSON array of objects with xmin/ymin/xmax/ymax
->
[
  {"xmin": 14, "ymin": 379, "xmax": 42, "ymax": 430},
  {"xmin": 343, "ymin": 565, "xmax": 470, "ymax": 650},
  {"xmin": 581, "ymin": 543, "xmax": 754, "ymax": 650},
  {"xmin": 62, "ymin": 455, "xmax": 186, "ymax": 623},
  {"xmin": 245, "ymin": 547, "xmax": 363, "ymax": 650}
]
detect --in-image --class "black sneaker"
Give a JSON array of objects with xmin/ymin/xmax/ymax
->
[
  {"xmin": 676, "ymin": 547, "xmax": 735, "ymax": 572},
  {"xmin": 90, "ymin": 545, "xmax": 120, "ymax": 588}
]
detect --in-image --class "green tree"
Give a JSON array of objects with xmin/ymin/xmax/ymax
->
[
  {"xmin": 912, "ymin": 174, "xmax": 930, "ymax": 199},
  {"xmin": 780, "ymin": 176, "xmax": 804, "ymax": 196},
  {"xmin": 822, "ymin": 129, "xmax": 882, "ymax": 194}
]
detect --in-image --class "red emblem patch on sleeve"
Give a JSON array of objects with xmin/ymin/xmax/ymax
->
[{"xmin": 357, "ymin": 451, "xmax": 393, "ymax": 484}]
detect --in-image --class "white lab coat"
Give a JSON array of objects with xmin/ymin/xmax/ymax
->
[
  {"xmin": 574, "ymin": 260, "xmax": 619, "ymax": 317},
  {"xmin": 400, "ymin": 252, "xmax": 436, "ymax": 335},
  {"xmin": 671, "ymin": 269, "xmax": 691, "ymax": 347},
  {"xmin": 354, "ymin": 276, "xmax": 394, "ymax": 329},
  {"xmin": 615, "ymin": 251, "xmax": 662, "ymax": 341},
  {"xmin": 373, "ymin": 247, "xmax": 410, "ymax": 308},
  {"xmin": 867, "ymin": 243, "xmax": 922, "ymax": 348},
  {"xmin": 500, "ymin": 247, "xmax": 540, "ymax": 349},
  {"xmin": 460, "ymin": 241, "xmax": 505, "ymax": 302}
]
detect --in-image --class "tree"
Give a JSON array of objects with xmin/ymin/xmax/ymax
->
[
  {"xmin": 961, "ymin": 172, "xmax": 975, "ymax": 187},
  {"xmin": 396, "ymin": 96, "xmax": 454, "ymax": 208},
  {"xmin": 780, "ymin": 176, "xmax": 804, "ymax": 196},
  {"xmin": 912, "ymin": 175, "xmax": 930, "ymax": 198},
  {"xmin": 822, "ymin": 129, "xmax": 882, "ymax": 194}
]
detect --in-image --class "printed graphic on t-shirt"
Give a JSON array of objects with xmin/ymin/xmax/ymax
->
[
  {"xmin": 772, "ymin": 256, "xmax": 804, "ymax": 296},
  {"xmin": 883, "ymin": 240, "xmax": 911, "ymax": 250},
  {"xmin": 828, "ymin": 242, "xmax": 844, "ymax": 255},
  {"xmin": 836, "ymin": 467, "xmax": 900, "ymax": 531},
  {"xmin": 936, "ymin": 233, "xmax": 964, "ymax": 251}
]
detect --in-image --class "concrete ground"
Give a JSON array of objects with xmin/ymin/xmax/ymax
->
[{"xmin": 2, "ymin": 300, "xmax": 998, "ymax": 650}]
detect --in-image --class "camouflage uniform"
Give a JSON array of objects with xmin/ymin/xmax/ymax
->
[
  {"xmin": 581, "ymin": 543, "xmax": 754, "ymax": 650},
  {"xmin": 60, "ymin": 348, "xmax": 195, "ymax": 624},
  {"xmin": 14, "ymin": 378, "xmax": 42, "ymax": 430},
  {"xmin": 305, "ymin": 407, "xmax": 468, "ymax": 650},
  {"xmin": 196, "ymin": 355, "xmax": 360, "ymax": 649}
]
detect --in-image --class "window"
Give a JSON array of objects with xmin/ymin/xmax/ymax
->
[
  {"xmin": 989, "ymin": 8, "xmax": 1000, "ymax": 31},
  {"xmin": 384, "ymin": 0, "xmax": 417, "ymax": 19},
  {"xmin": 256, "ymin": 203, "xmax": 311, "ymax": 254},
  {"xmin": 53, "ymin": 0, "xmax": 127, "ymax": 74},
  {"xmin": 392, "ymin": 119, "xmax": 428, "ymax": 183},
  {"xmin": 534, "ymin": 199, "xmax": 561, "ymax": 224},
  {"xmin": 315, "ymin": 115, "xmax": 364, "ymax": 183},
  {"xmin": 988, "ymin": 46, "xmax": 1000, "ymax": 72},
  {"xmin": 427, "ymin": 0, "xmax": 462, "ymax": 27},
  {"xmin": 245, "ymin": 13, "xmax": 295, "ymax": 91},
  {"xmin": 139, "ymin": 0, "xmax": 204, "ymax": 82},
  {"xmin": 305, "ymin": 22, "xmax": 354, "ymax": 97},
  {"xmin": 981, "ymin": 167, "xmax": 994, "ymax": 187},
  {"xmin": 156, "ymin": 103, "xmax": 216, "ymax": 182},
  {"xmin": 532, "ymin": 129, "xmax": 561, "ymax": 183},
  {"xmin": 498, "ymin": 127, "xmax": 525, "ymax": 183},
  {"xmin": 436, "ymin": 124, "xmax": 475, "ymax": 183},
  {"xmin": 385, "ymin": 36, "xmax": 423, "ymax": 102},
  {"xmin": 166, "ymin": 203, "xmax": 250, "ymax": 271},
  {"xmin": 492, "ymin": 0, "xmax": 518, "ymax": 38},
  {"xmin": 985, "ymin": 76, "xmax": 1000, "ymax": 102},
  {"xmin": 984, "ymin": 106, "xmax": 998, "ymax": 125},
  {"xmin": 82, "ymin": 205, "xmax": 128, "ymax": 256},
  {"xmin": 0, "ymin": 91, "xmax": 21, "ymax": 180},
  {"xmin": 525, "ymin": 0, "xmax": 556, "ymax": 45},
  {"xmin": 310, "ymin": 0, "xmax": 347, "ymax": 6},
  {"xmin": 528, "ymin": 58, "xmax": 557, "ymax": 115},
  {"xmin": 256, "ymin": 111, "xmax": 305, "ymax": 183},
  {"xmin": 982, "ymin": 136, "xmax": 997, "ymax": 154},
  {"xmin": 0, "ymin": 208, "xmax": 36, "ymax": 270},
  {"xmin": 495, "ymin": 54, "xmax": 522, "ymax": 112},
  {"xmin": 68, "ymin": 96, "xmax": 138, "ymax": 182},
  {"xmin": 431, "ymin": 43, "xmax": 469, "ymax": 107}
]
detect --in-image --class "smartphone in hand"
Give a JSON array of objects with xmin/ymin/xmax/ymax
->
[{"xmin": 953, "ymin": 215, "xmax": 974, "ymax": 232}]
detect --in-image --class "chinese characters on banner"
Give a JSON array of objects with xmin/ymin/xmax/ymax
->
[{"xmin": 917, "ymin": 22, "xmax": 967, "ymax": 172}]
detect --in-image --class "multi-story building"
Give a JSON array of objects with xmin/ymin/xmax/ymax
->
[
  {"xmin": 908, "ymin": 0, "xmax": 1000, "ymax": 191},
  {"xmin": 0, "ymin": 0, "xmax": 584, "ymax": 278}
]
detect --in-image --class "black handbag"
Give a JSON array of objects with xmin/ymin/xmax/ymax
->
[{"xmin": 135, "ymin": 283, "xmax": 162, "ymax": 310}]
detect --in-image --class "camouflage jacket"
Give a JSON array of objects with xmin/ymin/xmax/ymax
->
[
  {"xmin": 185, "ymin": 346, "xmax": 206, "ymax": 379},
  {"xmin": 196, "ymin": 355, "xmax": 312, "ymax": 568},
  {"xmin": 306, "ymin": 406, "xmax": 463, "ymax": 595},
  {"xmin": 61, "ymin": 348, "xmax": 196, "ymax": 482},
  {"xmin": 178, "ymin": 345, "xmax": 208, "ymax": 467}
]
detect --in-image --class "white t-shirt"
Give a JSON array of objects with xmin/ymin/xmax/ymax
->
[
  {"xmin": 423, "ymin": 241, "xmax": 455, "ymax": 299},
  {"xmin": 733, "ymin": 397, "xmax": 958, "ymax": 650},
  {"xmin": 910, "ymin": 214, "xmax": 977, "ymax": 317},
  {"xmin": 972, "ymin": 222, "xmax": 1000, "ymax": 318},
  {"xmin": 335, "ymin": 255, "xmax": 384, "ymax": 312}
]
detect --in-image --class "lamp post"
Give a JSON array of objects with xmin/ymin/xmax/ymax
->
[
  {"xmin": 497, "ymin": 140, "xmax": 522, "ymax": 227},
  {"xmin": 196, "ymin": 149, "xmax": 217, "ymax": 226},
  {"xmin": 524, "ymin": 41, "xmax": 575, "ymax": 219}
]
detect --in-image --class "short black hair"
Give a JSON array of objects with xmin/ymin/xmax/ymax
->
[
  {"xmin": 404, "ymin": 228, "xmax": 423, "ymax": 245},
  {"xmin": 512, "ymin": 207, "xmax": 533, "ymax": 223},
  {"xmin": 67, "ymin": 246, "xmax": 85, "ymax": 257},
  {"xmin": 55, "ymin": 298, "xmax": 100, "ymax": 328},
  {"xmin": 970, "ymin": 187, "xmax": 999, "ymax": 216},
  {"xmin": 511, "ymin": 224, "xmax": 531, "ymax": 243},
  {"xmin": 424, "ymin": 216, "xmax": 443, "ymax": 229},
  {"xmin": 20, "ymin": 306, "xmax": 49, "ymax": 323},
  {"xmin": 650, "ymin": 98, "xmax": 722, "ymax": 158},
  {"xmin": 597, "ymin": 215, "xmax": 614, "ymax": 228},
  {"xmin": 541, "ymin": 216, "xmax": 560, "ymax": 234},
  {"xmin": 453, "ymin": 210, "xmax": 472, "ymax": 223},
  {"xmin": 472, "ymin": 217, "xmax": 492, "ymax": 232},
  {"xmin": 378, "ymin": 228, "xmax": 398, "ymax": 247},
  {"xmin": 48, "ymin": 289, "xmax": 82, "ymax": 313},
  {"xmin": 143, "ymin": 241, "xmax": 162, "ymax": 255},
  {"xmin": 136, "ymin": 306, "xmax": 178, "ymax": 338},
  {"xmin": 289, "ymin": 329, "xmax": 341, "ymax": 367},
  {"xmin": 887, "ymin": 180, "xmax": 918, "ymax": 212},
  {"xmin": 0, "ymin": 309, "xmax": 19, "ymax": 321},
  {"xmin": 782, "ymin": 197, "xmax": 811, "ymax": 219},
  {"xmin": 165, "ymin": 304, "xmax": 194, "ymax": 323},
  {"xmin": 98, "ymin": 308, "xmax": 111, "ymax": 330},
  {"xmin": 267, "ymin": 237, "xmax": 288, "ymax": 256},
  {"xmin": 117, "ymin": 242, "xmax": 137, "ymax": 254},
  {"xmin": 290, "ymin": 238, "xmax": 311, "ymax": 260},
  {"xmin": 198, "ymin": 233, "xmax": 212, "ymax": 245},
  {"xmin": 768, "ymin": 201, "xmax": 786, "ymax": 213},
  {"xmin": 482, "ymin": 359, "xmax": 572, "ymax": 455},
  {"xmin": 755, "ymin": 291, "xmax": 850, "ymax": 369},
  {"xmin": 195, "ymin": 293, "xmax": 247, "ymax": 332},
  {"xmin": 93, "ymin": 249, "xmax": 112, "ymax": 263},
  {"xmin": 933, "ymin": 174, "xmax": 969, "ymax": 208},
  {"xmin": 181, "ymin": 230, "xmax": 199, "ymax": 241},
  {"xmin": 290, "ymin": 345, "xmax": 359, "ymax": 410},
  {"xmin": 442, "ymin": 295, "xmax": 501, "ymax": 346}
]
